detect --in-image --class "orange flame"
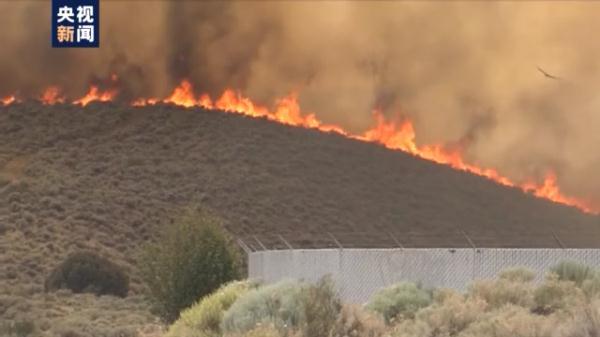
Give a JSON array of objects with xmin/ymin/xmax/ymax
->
[
  {"xmin": 2, "ymin": 79, "xmax": 596, "ymax": 214},
  {"xmin": 1, "ymin": 95, "xmax": 16, "ymax": 105},
  {"xmin": 73, "ymin": 86, "xmax": 117, "ymax": 107},
  {"xmin": 132, "ymin": 98, "xmax": 159, "ymax": 107},
  {"xmin": 41, "ymin": 86, "xmax": 65, "ymax": 105},
  {"xmin": 163, "ymin": 80, "xmax": 197, "ymax": 108},
  {"xmin": 522, "ymin": 173, "xmax": 593, "ymax": 213}
]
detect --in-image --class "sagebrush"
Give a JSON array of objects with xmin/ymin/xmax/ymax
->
[
  {"xmin": 221, "ymin": 279, "xmax": 307, "ymax": 334},
  {"xmin": 366, "ymin": 282, "xmax": 431, "ymax": 324},
  {"xmin": 550, "ymin": 261, "xmax": 596, "ymax": 286},
  {"xmin": 166, "ymin": 280, "xmax": 257, "ymax": 337},
  {"xmin": 165, "ymin": 263, "xmax": 600, "ymax": 337}
]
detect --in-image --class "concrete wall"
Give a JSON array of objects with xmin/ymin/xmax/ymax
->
[{"xmin": 248, "ymin": 248, "xmax": 600, "ymax": 303}]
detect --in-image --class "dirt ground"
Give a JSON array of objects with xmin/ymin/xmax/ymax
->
[{"xmin": 0, "ymin": 102, "xmax": 598, "ymax": 335}]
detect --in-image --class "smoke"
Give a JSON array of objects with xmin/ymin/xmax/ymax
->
[
  {"xmin": 1, "ymin": 1, "xmax": 600, "ymax": 203},
  {"xmin": 0, "ymin": 1, "xmax": 167, "ymax": 100}
]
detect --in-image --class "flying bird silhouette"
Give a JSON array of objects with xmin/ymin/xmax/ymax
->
[{"xmin": 537, "ymin": 66, "xmax": 561, "ymax": 80}]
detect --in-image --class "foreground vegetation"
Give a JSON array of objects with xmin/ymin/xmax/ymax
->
[
  {"xmin": 163, "ymin": 261, "xmax": 600, "ymax": 337},
  {"xmin": 4, "ymin": 204, "xmax": 600, "ymax": 337}
]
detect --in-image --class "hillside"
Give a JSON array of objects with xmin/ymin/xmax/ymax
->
[{"xmin": 0, "ymin": 102, "xmax": 599, "ymax": 333}]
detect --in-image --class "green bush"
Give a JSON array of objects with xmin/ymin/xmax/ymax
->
[
  {"xmin": 219, "ymin": 277, "xmax": 340, "ymax": 337},
  {"xmin": 140, "ymin": 209, "xmax": 242, "ymax": 323},
  {"xmin": 167, "ymin": 280, "xmax": 257, "ymax": 337},
  {"xmin": 302, "ymin": 276, "xmax": 342, "ymax": 337},
  {"xmin": 44, "ymin": 251, "xmax": 129, "ymax": 297},
  {"xmin": 221, "ymin": 280, "xmax": 307, "ymax": 334},
  {"xmin": 366, "ymin": 282, "xmax": 432, "ymax": 324},
  {"xmin": 550, "ymin": 261, "xmax": 595, "ymax": 286}
]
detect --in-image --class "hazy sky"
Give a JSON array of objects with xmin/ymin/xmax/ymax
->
[{"xmin": 1, "ymin": 1, "xmax": 599, "ymax": 204}]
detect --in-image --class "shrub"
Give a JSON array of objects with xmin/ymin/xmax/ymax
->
[
  {"xmin": 533, "ymin": 273, "xmax": 585, "ymax": 314},
  {"xmin": 366, "ymin": 282, "xmax": 432, "ymax": 324},
  {"xmin": 139, "ymin": 208, "xmax": 241, "ymax": 322},
  {"xmin": 220, "ymin": 277, "xmax": 340, "ymax": 337},
  {"xmin": 302, "ymin": 276, "xmax": 342, "ymax": 337},
  {"xmin": 459, "ymin": 305, "xmax": 558, "ymax": 337},
  {"xmin": 468, "ymin": 271, "xmax": 534, "ymax": 310},
  {"xmin": 498, "ymin": 267, "xmax": 536, "ymax": 283},
  {"xmin": 561, "ymin": 300, "xmax": 600, "ymax": 337},
  {"xmin": 221, "ymin": 280, "xmax": 307, "ymax": 334},
  {"xmin": 226, "ymin": 323, "xmax": 290, "ymax": 337},
  {"xmin": 550, "ymin": 261, "xmax": 595, "ymax": 286},
  {"xmin": 0, "ymin": 320, "xmax": 35, "ymax": 337},
  {"xmin": 166, "ymin": 280, "xmax": 257, "ymax": 337},
  {"xmin": 45, "ymin": 251, "xmax": 129, "ymax": 297},
  {"xmin": 583, "ymin": 276, "xmax": 600, "ymax": 299},
  {"xmin": 13, "ymin": 321, "xmax": 35, "ymax": 337},
  {"xmin": 330, "ymin": 305, "xmax": 386, "ymax": 337},
  {"xmin": 393, "ymin": 289, "xmax": 487, "ymax": 337},
  {"xmin": 240, "ymin": 324, "xmax": 283, "ymax": 337}
]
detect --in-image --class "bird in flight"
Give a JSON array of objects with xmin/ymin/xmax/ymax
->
[{"xmin": 537, "ymin": 66, "xmax": 561, "ymax": 80}]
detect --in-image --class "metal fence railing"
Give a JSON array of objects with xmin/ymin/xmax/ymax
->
[
  {"xmin": 248, "ymin": 248, "xmax": 600, "ymax": 303},
  {"xmin": 236, "ymin": 228, "xmax": 600, "ymax": 254}
]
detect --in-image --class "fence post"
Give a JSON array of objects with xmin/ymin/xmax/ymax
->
[
  {"xmin": 328, "ymin": 232, "xmax": 344, "ymax": 249},
  {"xmin": 462, "ymin": 230, "xmax": 477, "ymax": 250},
  {"xmin": 388, "ymin": 231, "xmax": 404, "ymax": 250},
  {"xmin": 278, "ymin": 234, "xmax": 293, "ymax": 250},
  {"xmin": 552, "ymin": 230, "xmax": 566, "ymax": 249},
  {"xmin": 237, "ymin": 238, "xmax": 252, "ymax": 255},
  {"xmin": 253, "ymin": 235, "xmax": 268, "ymax": 251}
]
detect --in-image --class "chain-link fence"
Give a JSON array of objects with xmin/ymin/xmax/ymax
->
[
  {"xmin": 237, "ymin": 228, "xmax": 600, "ymax": 251},
  {"xmin": 248, "ymin": 248, "xmax": 600, "ymax": 303}
]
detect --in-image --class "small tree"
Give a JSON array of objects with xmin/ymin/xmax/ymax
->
[{"xmin": 140, "ymin": 208, "xmax": 241, "ymax": 322}]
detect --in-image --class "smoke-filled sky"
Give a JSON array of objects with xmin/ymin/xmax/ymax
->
[{"xmin": 1, "ymin": 1, "xmax": 599, "ymax": 204}]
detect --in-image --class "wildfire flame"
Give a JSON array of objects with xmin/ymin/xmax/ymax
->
[
  {"xmin": 0, "ymin": 80, "xmax": 596, "ymax": 214},
  {"xmin": 1, "ymin": 95, "xmax": 16, "ymax": 105},
  {"xmin": 73, "ymin": 86, "xmax": 117, "ymax": 107},
  {"xmin": 164, "ymin": 80, "xmax": 197, "ymax": 108},
  {"xmin": 40, "ymin": 86, "xmax": 65, "ymax": 105}
]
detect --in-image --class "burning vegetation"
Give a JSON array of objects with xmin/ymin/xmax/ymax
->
[
  {"xmin": 0, "ymin": 2, "xmax": 598, "ymax": 214},
  {"xmin": 0, "ymin": 80, "xmax": 594, "ymax": 214}
]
